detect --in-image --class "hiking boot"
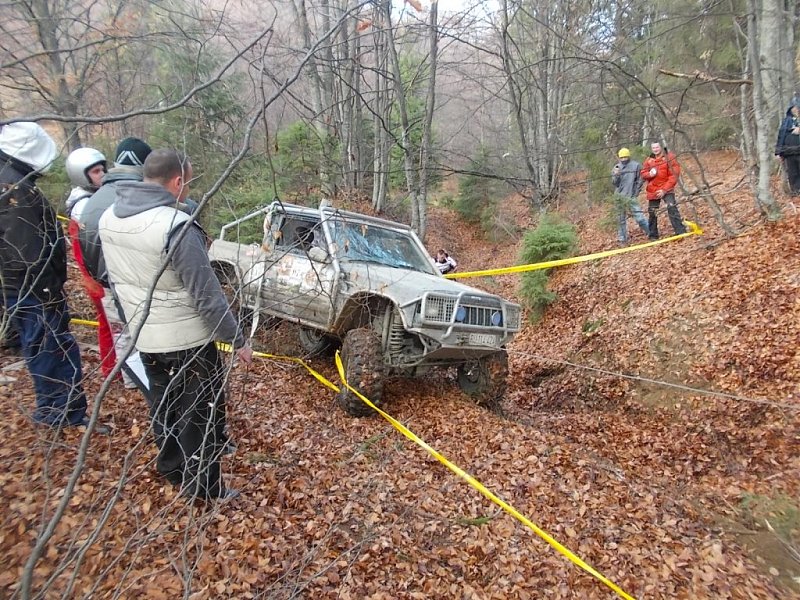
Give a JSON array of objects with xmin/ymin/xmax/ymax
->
[
  {"xmin": 36, "ymin": 417, "xmax": 112, "ymax": 436},
  {"xmin": 217, "ymin": 488, "xmax": 240, "ymax": 501},
  {"xmin": 70, "ymin": 418, "xmax": 112, "ymax": 435},
  {"xmin": 182, "ymin": 486, "xmax": 240, "ymax": 502}
]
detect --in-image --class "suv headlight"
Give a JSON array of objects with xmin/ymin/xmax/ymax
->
[
  {"xmin": 505, "ymin": 305, "xmax": 521, "ymax": 330},
  {"xmin": 422, "ymin": 295, "xmax": 456, "ymax": 322}
]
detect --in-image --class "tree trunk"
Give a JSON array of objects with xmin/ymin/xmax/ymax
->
[
  {"xmin": 30, "ymin": 0, "xmax": 83, "ymax": 149},
  {"xmin": 747, "ymin": 0, "xmax": 782, "ymax": 220},
  {"xmin": 384, "ymin": 0, "xmax": 421, "ymax": 230},
  {"xmin": 371, "ymin": 4, "xmax": 390, "ymax": 212},
  {"xmin": 757, "ymin": 0, "xmax": 796, "ymax": 130},
  {"xmin": 731, "ymin": 0, "xmax": 758, "ymax": 209},
  {"xmin": 416, "ymin": 0, "xmax": 439, "ymax": 241},
  {"xmin": 499, "ymin": 0, "xmax": 541, "ymax": 209},
  {"xmin": 291, "ymin": 0, "xmax": 336, "ymax": 197},
  {"xmin": 339, "ymin": 7, "xmax": 357, "ymax": 189}
]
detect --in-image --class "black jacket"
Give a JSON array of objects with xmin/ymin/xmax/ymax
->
[
  {"xmin": 775, "ymin": 101, "xmax": 800, "ymax": 157},
  {"xmin": 0, "ymin": 150, "xmax": 67, "ymax": 302}
]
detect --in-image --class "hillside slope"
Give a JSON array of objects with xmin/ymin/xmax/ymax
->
[
  {"xmin": 0, "ymin": 151, "xmax": 797, "ymax": 598},
  {"xmin": 503, "ymin": 153, "xmax": 800, "ymax": 595}
]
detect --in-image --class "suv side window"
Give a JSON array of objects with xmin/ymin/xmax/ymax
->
[{"xmin": 275, "ymin": 215, "xmax": 323, "ymax": 254}]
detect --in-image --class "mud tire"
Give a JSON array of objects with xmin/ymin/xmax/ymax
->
[
  {"xmin": 337, "ymin": 328, "xmax": 385, "ymax": 417},
  {"xmin": 298, "ymin": 326, "xmax": 336, "ymax": 357},
  {"xmin": 457, "ymin": 350, "xmax": 508, "ymax": 412},
  {"xmin": 215, "ymin": 266, "xmax": 253, "ymax": 333}
]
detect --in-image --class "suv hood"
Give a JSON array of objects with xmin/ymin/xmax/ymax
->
[{"xmin": 342, "ymin": 262, "xmax": 506, "ymax": 306}]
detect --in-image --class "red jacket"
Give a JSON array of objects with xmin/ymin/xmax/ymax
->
[{"xmin": 641, "ymin": 151, "xmax": 680, "ymax": 200}]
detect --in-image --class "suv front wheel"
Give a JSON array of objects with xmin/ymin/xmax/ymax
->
[
  {"xmin": 457, "ymin": 350, "xmax": 508, "ymax": 412},
  {"xmin": 337, "ymin": 328, "xmax": 385, "ymax": 417}
]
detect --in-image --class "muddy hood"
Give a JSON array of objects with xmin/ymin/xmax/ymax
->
[{"xmin": 342, "ymin": 262, "xmax": 511, "ymax": 306}]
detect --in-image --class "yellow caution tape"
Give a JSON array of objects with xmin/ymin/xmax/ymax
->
[
  {"xmin": 215, "ymin": 342, "xmax": 340, "ymax": 393},
  {"xmin": 334, "ymin": 352, "xmax": 636, "ymax": 600},
  {"xmin": 446, "ymin": 220, "xmax": 702, "ymax": 280},
  {"xmin": 66, "ymin": 321, "xmax": 340, "ymax": 393},
  {"xmin": 63, "ymin": 213, "xmax": 698, "ymax": 598},
  {"xmin": 70, "ymin": 317, "xmax": 635, "ymax": 598},
  {"xmin": 71, "ymin": 318, "xmax": 100, "ymax": 328}
]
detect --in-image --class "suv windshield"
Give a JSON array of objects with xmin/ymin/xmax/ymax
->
[{"xmin": 329, "ymin": 219, "xmax": 435, "ymax": 273}]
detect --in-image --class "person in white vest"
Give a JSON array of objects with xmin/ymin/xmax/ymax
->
[{"xmin": 99, "ymin": 149, "xmax": 252, "ymax": 501}]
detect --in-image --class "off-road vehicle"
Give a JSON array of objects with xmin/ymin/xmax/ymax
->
[{"xmin": 209, "ymin": 200, "xmax": 521, "ymax": 416}]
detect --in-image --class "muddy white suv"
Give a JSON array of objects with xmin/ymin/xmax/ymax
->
[{"xmin": 209, "ymin": 200, "xmax": 521, "ymax": 416}]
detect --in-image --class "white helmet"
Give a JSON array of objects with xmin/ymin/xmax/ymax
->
[{"xmin": 65, "ymin": 147, "xmax": 107, "ymax": 189}]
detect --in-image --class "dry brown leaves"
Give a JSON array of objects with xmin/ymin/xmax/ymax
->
[{"xmin": 1, "ymin": 152, "xmax": 797, "ymax": 598}]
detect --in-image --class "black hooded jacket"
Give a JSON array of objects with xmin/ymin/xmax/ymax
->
[
  {"xmin": 77, "ymin": 165, "xmax": 143, "ymax": 286},
  {"xmin": 0, "ymin": 150, "xmax": 67, "ymax": 301},
  {"xmin": 775, "ymin": 100, "xmax": 800, "ymax": 157}
]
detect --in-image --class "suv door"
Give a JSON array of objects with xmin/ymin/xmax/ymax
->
[{"xmin": 262, "ymin": 210, "xmax": 337, "ymax": 328}]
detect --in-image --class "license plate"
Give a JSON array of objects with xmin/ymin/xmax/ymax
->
[{"xmin": 468, "ymin": 333, "xmax": 496, "ymax": 346}]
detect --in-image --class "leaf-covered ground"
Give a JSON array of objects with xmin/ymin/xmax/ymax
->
[{"xmin": 1, "ymin": 151, "xmax": 798, "ymax": 598}]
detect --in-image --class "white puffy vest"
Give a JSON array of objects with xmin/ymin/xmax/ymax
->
[{"xmin": 99, "ymin": 205, "xmax": 214, "ymax": 353}]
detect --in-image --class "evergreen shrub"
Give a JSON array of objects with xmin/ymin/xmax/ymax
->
[
  {"xmin": 455, "ymin": 146, "xmax": 493, "ymax": 224},
  {"xmin": 519, "ymin": 214, "xmax": 578, "ymax": 321},
  {"xmin": 273, "ymin": 121, "xmax": 326, "ymax": 201},
  {"xmin": 703, "ymin": 117, "xmax": 737, "ymax": 147},
  {"xmin": 455, "ymin": 144, "xmax": 518, "ymax": 242}
]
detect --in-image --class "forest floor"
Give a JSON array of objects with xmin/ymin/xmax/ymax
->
[{"xmin": 1, "ymin": 150, "xmax": 798, "ymax": 599}]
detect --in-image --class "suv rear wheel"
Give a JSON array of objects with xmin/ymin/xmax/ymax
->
[
  {"xmin": 214, "ymin": 265, "xmax": 253, "ymax": 332},
  {"xmin": 457, "ymin": 350, "xmax": 508, "ymax": 412},
  {"xmin": 337, "ymin": 327, "xmax": 385, "ymax": 417}
]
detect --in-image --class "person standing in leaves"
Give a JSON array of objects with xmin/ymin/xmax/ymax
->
[
  {"xmin": 99, "ymin": 149, "xmax": 252, "ymax": 500},
  {"xmin": 775, "ymin": 98, "xmax": 800, "ymax": 196},
  {"xmin": 641, "ymin": 142, "xmax": 686, "ymax": 239},
  {"xmin": 0, "ymin": 122, "xmax": 107, "ymax": 433},
  {"xmin": 64, "ymin": 147, "xmax": 119, "ymax": 379},
  {"xmin": 611, "ymin": 147, "xmax": 649, "ymax": 245}
]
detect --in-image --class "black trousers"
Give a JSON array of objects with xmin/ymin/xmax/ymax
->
[
  {"xmin": 141, "ymin": 342, "xmax": 228, "ymax": 499},
  {"xmin": 648, "ymin": 192, "xmax": 686, "ymax": 238},
  {"xmin": 784, "ymin": 155, "xmax": 800, "ymax": 194}
]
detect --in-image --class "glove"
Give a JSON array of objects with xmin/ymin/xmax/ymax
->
[{"xmin": 649, "ymin": 167, "xmax": 657, "ymax": 177}]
